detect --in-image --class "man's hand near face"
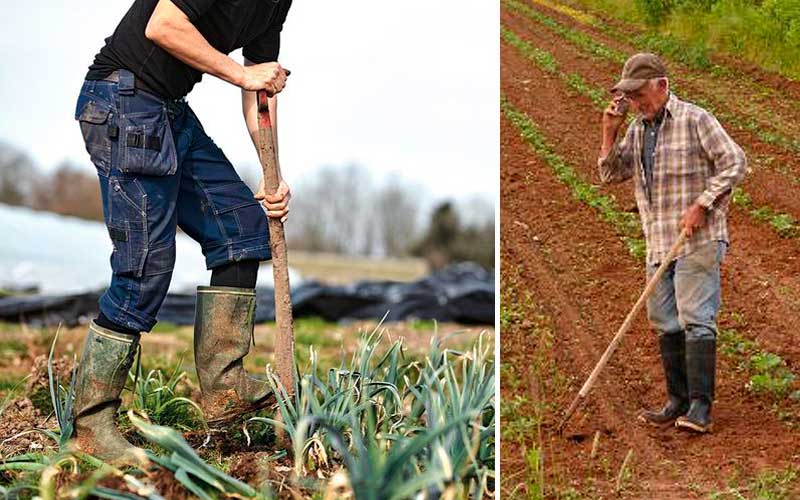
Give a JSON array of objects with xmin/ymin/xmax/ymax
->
[{"xmin": 600, "ymin": 95, "xmax": 629, "ymax": 160}]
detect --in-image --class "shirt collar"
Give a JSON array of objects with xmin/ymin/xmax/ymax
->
[
  {"xmin": 641, "ymin": 92, "xmax": 674, "ymax": 127},
  {"xmin": 663, "ymin": 92, "xmax": 678, "ymax": 119}
]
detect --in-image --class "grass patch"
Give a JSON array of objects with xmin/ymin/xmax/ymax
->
[
  {"xmin": 150, "ymin": 320, "xmax": 183, "ymax": 333},
  {"xmin": 571, "ymin": 0, "xmax": 800, "ymax": 80},
  {"xmin": 294, "ymin": 317, "xmax": 341, "ymax": 348},
  {"xmin": 0, "ymin": 375, "xmax": 25, "ymax": 392},
  {"xmin": 0, "ymin": 339, "xmax": 26, "ymax": 357},
  {"xmin": 406, "ymin": 318, "xmax": 440, "ymax": 332},
  {"xmin": 709, "ymin": 466, "xmax": 799, "ymax": 500},
  {"xmin": 529, "ymin": 0, "xmax": 606, "ymax": 28}
]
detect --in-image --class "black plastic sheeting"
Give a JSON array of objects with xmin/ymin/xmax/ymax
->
[{"xmin": 0, "ymin": 262, "xmax": 494, "ymax": 327}]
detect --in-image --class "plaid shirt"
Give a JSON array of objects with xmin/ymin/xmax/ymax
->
[{"xmin": 598, "ymin": 93, "xmax": 747, "ymax": 265}]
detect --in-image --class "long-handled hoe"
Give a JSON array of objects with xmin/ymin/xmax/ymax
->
[
  {"xmin": 557, "ymin": 228, "xmax": 688, "ymax": 434},
  {"xmin": 256, "ymin": 88, "xmax": 296, "ymax": 397}
]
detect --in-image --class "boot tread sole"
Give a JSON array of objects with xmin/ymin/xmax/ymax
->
[{"xmin": 675, "ymin": 417, "xmax": 713, "ymax": 433}]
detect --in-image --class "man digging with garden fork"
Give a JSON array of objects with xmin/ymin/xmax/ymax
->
[
  {"xmin": 597, "ymin": 53, "xmax": 747, "ymax": 433},
  {"xmin": 72, "ymin": 0, "xmax": 292, "ymax": 464}
]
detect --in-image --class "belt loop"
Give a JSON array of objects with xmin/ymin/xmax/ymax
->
[{"xmin": 118, "ymin": 69, "xmax": 135, "ymax": 96}]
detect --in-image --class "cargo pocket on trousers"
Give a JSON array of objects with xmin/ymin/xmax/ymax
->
[
  {"xmin": 108, "ymin": 222, "xmax": 147, "ymax": 277},
  {"xmin": 208, "ymin": 182, "xmax": 264, "ymax": 239},
  {"xmin": 107, "ymin": 178, "xmax": 148, "ymax": 277},
  {"xmin": 76, "ymin": 98, "xmax": 114, "ymax": 175},
  {"xmin": 119, "ymin": 107, "xmax": 178, "ymax": 176}
]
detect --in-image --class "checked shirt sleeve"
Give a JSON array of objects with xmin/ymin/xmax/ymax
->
[
  {"xmin": 598, "ymin": 121, "xmax": 635, "ymax": 184},
  {"xmin": 694, "ymin": 111, "xmax": 748, "ymax": 210}
]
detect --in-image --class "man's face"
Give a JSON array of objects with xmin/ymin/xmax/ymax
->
[{"xmin": 622, "ymin": 80, "xmax": 667, "ymax": 120}]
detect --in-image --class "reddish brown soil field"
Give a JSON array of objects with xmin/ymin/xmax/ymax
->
[{"xmin": 500, "ymin": 2, "xmax": 800, "ymax": 498}]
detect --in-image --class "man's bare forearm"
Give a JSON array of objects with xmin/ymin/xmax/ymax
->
[
  {"xmin": 146, "ymin": 0, "xmax": 243, "ymax": 87},
  {"xmin": 243, "ymin": 84, "xmax": 281, "ymax": 180}
]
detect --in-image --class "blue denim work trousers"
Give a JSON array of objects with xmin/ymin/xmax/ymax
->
[
  {"xmin": 74, "ymin": 69, "xmax": 270, "ymax": 333},
  {"xmin": 646, "ymin": 240, "xmax": 727, "ymax": 341}
]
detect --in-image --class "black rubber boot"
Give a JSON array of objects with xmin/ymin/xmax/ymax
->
[
  {"xmin": 676, "ymin": 338, "xmax": 716, "ymax": 433},
  {"xmin": 638, "ymin": 332, "xmax": 689, "ymax": 427}
]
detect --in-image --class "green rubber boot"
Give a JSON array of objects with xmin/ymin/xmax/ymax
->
[
  {"xmin": 193, "ymin": 286, "xmax": 274, "ymax": 425},
  {"xmin": 72, "ymin": 320, "xmax": 144, "ymax": 465}
]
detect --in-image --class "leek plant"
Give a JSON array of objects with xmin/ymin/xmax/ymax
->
[{"xmin": 249, "ymin": 327, "xmax": 495, "ymax": 498}]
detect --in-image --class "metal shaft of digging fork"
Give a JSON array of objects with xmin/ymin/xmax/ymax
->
[
  {"xmin": 256, "ymin": 89, "xmax": 295, "ymax": 396},
  {"xmin": 557, "ymin": 228, "xmax": 689, "ymax": 433}
]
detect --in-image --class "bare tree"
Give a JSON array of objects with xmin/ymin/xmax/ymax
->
[
  {"xmin": 412, "ymin": 196, "xmax": 495, "ymax": 271},
  {"xmin": 286, "ymin": 164, "xmax": 373, "ymax": 255},
  {"xmin": 0, "ymin": 142, "xmax": 39, "ymax": 207},
  {"xmin": 374, "ymin": 180, "xmax": 419, "ymax": 257},
  {"xmin": 32, "ymin": 161, "xmax": 102, "ymax": 221}
]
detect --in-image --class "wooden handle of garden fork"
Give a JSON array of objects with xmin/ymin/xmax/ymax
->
[
  {"xmin": 557, "ymin": 228, "xmax": 689, "ymax": 433},
  {"xmin": 256, "ymin": 89, "xmax": 295, "ymax": 396}
]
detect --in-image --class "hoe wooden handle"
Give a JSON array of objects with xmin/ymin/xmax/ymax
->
[
  {"xmin": 256, "ymin": 89, "xmax": 295, "ymax": 396},
  {"xmin": 558, "ymin": 228, "xmax": 689, "ymax": 433}
]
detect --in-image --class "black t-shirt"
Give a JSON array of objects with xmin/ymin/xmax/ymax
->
[{"xmin": 85, "ymin": 0, "xmax": 292, "ymax": 100}]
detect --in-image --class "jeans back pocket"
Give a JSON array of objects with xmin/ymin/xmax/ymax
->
[
  {"xmin": 119, "ymin": 103, "xmax": 178, "ymax": 176},
  {"xmin": 75, "ymin": 96, "xmax": 114, "ymax": 175}
]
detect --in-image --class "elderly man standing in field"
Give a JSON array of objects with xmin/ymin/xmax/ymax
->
[
  {"xmin": 72, "ymin": 0, "xmax": 292, "ymax": 463},
  {"xmin": 597, "ymin": 53, "xmax": 747, "ymax": 433}
]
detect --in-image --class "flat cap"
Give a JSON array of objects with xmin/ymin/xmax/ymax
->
[{"xmin": 611, "ymin": 53, "xmax": 667, "ymax": 93}]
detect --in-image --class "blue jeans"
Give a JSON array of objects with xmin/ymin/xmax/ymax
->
[
  {"xmin": 646, "ymin": 240, "xmax": 727, "ymax": 341},
  {"xmin": 74, "ymin": 69, "xmax": 270, "ymax": 333}
]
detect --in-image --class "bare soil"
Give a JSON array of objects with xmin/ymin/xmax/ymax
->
[{"xmin": 500, "ymin": 3, "xmax": 800, "ymax": 497}]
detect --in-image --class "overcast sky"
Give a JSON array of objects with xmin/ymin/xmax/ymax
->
[{"xmin": 0, "ymin": 1, "xmax": 498, "ymax": 203}]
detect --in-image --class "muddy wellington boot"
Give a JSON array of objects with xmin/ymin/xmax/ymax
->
[
  {"xmin": 676, "ymin": 338, "xmax": 716, "ymax": 433},
  {"xmin": 72, "ymin": 321, "xmax": 144, "ymax": 464},
  {"xmin": 638, "ymin": 332, "xmax": 689, "ymax": 427},
  {"xmin": 193, "ymin": 285, "xmax": 274, "ymax": 424}
]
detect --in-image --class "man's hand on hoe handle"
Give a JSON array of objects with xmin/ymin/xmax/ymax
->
[
  {"xmin": 246, "ymin": 65, "xmax": 292, "ymax": 223},
  {"xmin": 255, "ymin": 179, "xmax": 291, "ymax": 223},
  {"xmin": 681, "ymin": 202, "xmax": 708, "ymax": 238},
  {"xmin": 240, "ymin": 62, "xmax": 291, "ymax": 95}
]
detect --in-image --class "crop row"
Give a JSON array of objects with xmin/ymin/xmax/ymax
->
[
  {"xmin": 501, "ymin": 23, "xmax": 800, "ymax": 239},
  {"xmin": 0, "ymin": 328, "xmax": 496, "ymax": 499},
  {"xmin": 530, "ymin": 0, "xmax": 800, "ymax": 101},
  {"xmin": 503, "ymin": 0, "xmax": 800, "ymax": 155},
  {"xmin": 501, "ymin": 97, "xmax": 800, "ymax": 416}
]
